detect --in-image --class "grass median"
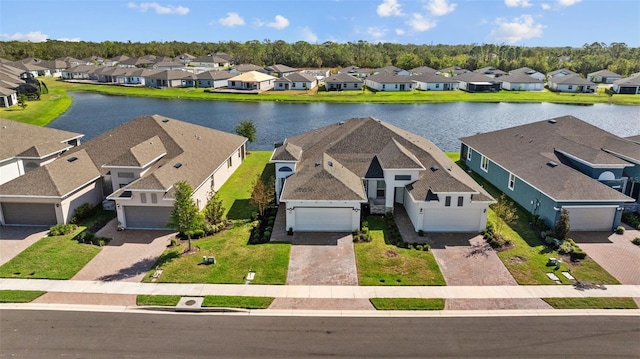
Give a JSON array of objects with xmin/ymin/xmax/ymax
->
[
  {"xmin": 136, "ymin": 295, "xmax": 274, "ymax": 309},
  {"xmin": 370, "ymin": 298, "xmax": 445, "ymax": 310},
  {"xmin": 542, "ymin": 297, "xmax": 638, "ymax": 309},
  {"xmin": 0, "ymin": 290, "xmax": 47, "ymax": 303}
]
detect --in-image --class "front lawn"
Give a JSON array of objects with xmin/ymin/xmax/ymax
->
[
  {"xmin": 0, "ymin": 79, "xmax": 73, "ymax": 126},
  {"xmin": 355, "ymin": 216, "xmax": 446, "ymax": 286},
  {"xmin": 0, "ymin": 227, "xmax": 101, "ymax": 279},
  {"xmin": 370, "ymin": 298, "xmax": 445, "ymax": 310},
  {"xmin": 542, "ymin": 297, "xmax": 638, "ymax": 309},
  {"xmin": 0, "ymin": 290, "xmax": 47, "ymax": 303}
]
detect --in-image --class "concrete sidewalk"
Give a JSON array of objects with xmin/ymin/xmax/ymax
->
[{"xmin": 2, "ymin": 278, "xmax": 640, "ymax": 299}]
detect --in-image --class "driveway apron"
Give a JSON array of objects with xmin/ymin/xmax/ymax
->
[{"xmin": 0, "ymin": 226, "xmax": 49, "ymax": 266}]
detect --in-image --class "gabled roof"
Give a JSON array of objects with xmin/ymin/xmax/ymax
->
[
  {"xmin": 587, "ymin": 69, "xmax": 621, "ymax": 78},
  {"xmin": 229, "ymin": 71, "xmax": 276, "ymax": 82},
  {"xmin": 324, "ymin": 73, "xmax": 363, "ymax": 84},
  {"xmin": 146, "ymin": 69, "xmax": 190, "ymax": 81},
  {"xmin": 614, "ymin": 73, "xmax": 640, "ymax": 86},
  {"xmin": 338, "ymin": 66, "xmax": 372, "ymax": 75},
  {"xmin": 549, "ymin": 74, "xmax": 594, "ymax": 85},
  {"xmin": 374, "ymin": 66, "xmax": 405, "ymax": 75},
  {"xmin": 196, "ymin": 70, "xmax": 234, "ymax": 81},
  {"xmin": 276, "ymin": 118, "xmax": 493, "ymax": 203},
  {"xmin": 460, "ymin": 116, "xmax": 637, "ymax": 202},
  {"xmin": 547, "ymin": 68, "xmax": 577, "ymax": 77},
  {"xmin": 439, "ymin": 66, "xmax": 470, "ymax": 75},
  {"xmin": 0, "ymin": 119, "xmax": 82, "ymax": 162},
  {"xmin": 275, "ymin": 72, "xmax": 316, "ymax": 83},
  {"xmin": 108, "ymin": 55, "xmax": 130, "ymax": 62},
  {"xmin": 271, "ymin": 141, "xmax": 303, "ymax": 161},
  {"xmin": 366, "ymin": 73, "xmax": 414, "ymax": 84},
  {"xmin": 475, "ymin": 66, "xmax": 508, "ymax": 75},
  {"xmin": 234, "ymin": 64, "xmax": 266, "ymax": 73},
  {"xmin": 509, "ymin": 67, "xmax": 542, "ymax": 76},
  {"xmin": 411, "ymin": 73, "xmax": 460, "ymax": 83},
  {"xmin": 499, "ymin": 73, "xmax": 544, "ymax": 84},
  {"xmin": 266, "ymin": 64, "xmax": 297, "ymax": 73},
  {"xmin": 409, "ymin": 66, "xmax": 437, "ymax": 75},
  {"xmin": 103, "ymin": 135, "xmax": 166, "ymax": 168},
  {"xmin": 454, "ymin": 72, "xmax": 496, "ymax": 83},
  {"xmin": 191, "ymin": 55, "xmax": 229, "ymax": 64}
]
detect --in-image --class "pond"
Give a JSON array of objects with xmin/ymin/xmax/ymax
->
[{"xmin": 49, "ymin": 93, "xmax": 640, "ymax": 152}]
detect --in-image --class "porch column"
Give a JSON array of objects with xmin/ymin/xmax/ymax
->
[{"xmin": 385, "ymin": 182, "xmax": 394, "ymax": 212}]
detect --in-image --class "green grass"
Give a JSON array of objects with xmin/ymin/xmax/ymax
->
[
  {"xmin": 460, "ymin": 163, "xmax": 619, "ymax": 285},
  {"xmin": 145, "ymin": 153, "xmax": 289, "ymax": 284},
  {"xmin": 370, "ymin": 298, "xmax": 445, "ymax": 310},
  {"xmin": 0, "ymin": 227, "xmax": 101, "ymax": 279},
  {"xmin": 136, "ymin": 295, "xmax": 274, "ymax": 309},
  {"xmin": 542, "ymin": 297, "xmax": 638, "ymax": 309},
  {"xmin": 445, "ymin": 152, "xmax": 460, "ymax": 162},
  {"xmin": 0, "ymin": 290, "xmax": 47, "ymax": 303},
  {"xmin": 355, "ymin": 216, "xmax": 446, "ymax": 286},
  {"xmin": 0, "ymin": 79, "xmax": 73, "ymax": 125}
]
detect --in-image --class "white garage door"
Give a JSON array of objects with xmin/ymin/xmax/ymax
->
[
  {"xmin": 124, "ymin": 206, "xmax": 173, "ymax": 229},
  {"xmin": 1, "ymin": 202, "xmax": 57, "ymax": 226},
  {"xmin": 295, "ymin": 207, "xmax": 353, "ymax": 232},
  {"xmin": 565, "ymin": 206, "xmax": 616, "ymax": 231},
  {"xmin": 423, "ymin": 209, "xmax": 482, "ymax": 232}
]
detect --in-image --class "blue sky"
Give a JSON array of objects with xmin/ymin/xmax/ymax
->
[{"xmin": 1, "ymin": 0, "xmax": 638, "ymax": 47}]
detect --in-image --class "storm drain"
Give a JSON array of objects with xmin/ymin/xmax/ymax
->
[{"xmin": 176, "ymin": 296, "xmax": 204, "ymax": 312}]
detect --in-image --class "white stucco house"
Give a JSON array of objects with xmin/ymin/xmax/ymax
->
[
  {"xmin": 270, "ymin": 117, "xmax": 494, "ymax": 233},
  {"xmin": 0, "ymin": 115, "xmax": 247, "ymax": 228},
  {"xmin": 227, "ymin": 71, "xmax": 276, "ymax": 92},
  {"xmin": 499, "ymin": 73, "xmax": 544, "ymax": 91},
  {"xmin": 273, "ymin": 72, "xmax": 317, "ymax": 91},
  {"xmin": 411, "ymin": 73, "xmax": 460, "ymax": 91},
  {"xmin": 365, "ymin": 74, "xmax": 415, "ymax": 92},
  {"xmin": 548, "ymin": 74, "xmax": 596, "ymax": 93}
]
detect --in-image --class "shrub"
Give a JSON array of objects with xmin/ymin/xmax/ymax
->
[
  {"xmin": 571, "ymin": 248, "xmax": 587, "ymax": 260},
  {"xmin": 170, "ymin": 238, "xmax": 180, "ymax": 247},
  {"xmin": 615, "ymin": 226, "xmax": 625, "ymax": 235},
  {"xmin": 632, "ymin": 237, "xmax": 640, "ymax": 246},
  {"xmin": 558, "ymin": 240, "xmax": 574, "ymax": 255},
  {"xmin": 49, "ymin": 223, "xmax": 78, "ymax": 236},
  {"xmin": 70, "ymin": 203, "xmax": 97, "ymax": 224},
  {"xmin": 418, "ymin": 230, "xmax": 425, "ymax": 237},
  {"xmin": 622, "ymin": 212, "xmax": 640, "ymax": 229},
  {"xmin": 263, "ymin": 230, "xmax": 271, "ymax": 240},
  {"xmin": 287, "ymin": 227, "xmax": 293, "ymax": 236},
  {"xmin": 415, "ymin": 244, "xmax": 423, "ymax": 251},
  {"xmin": 186, "ymin": 229, "xmax": 205, "ymax": 239},
  {"xmin": 422, "ymin": 244, "xmax": 430, "ymax": 251}
]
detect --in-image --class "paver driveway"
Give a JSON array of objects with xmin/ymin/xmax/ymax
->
[
  {"xmin": 0, "ymin": 226, "xmax": 49, "ymax": 266},
  {"xmin": 72, "ymin": 219, "xmax": 175, "ymax": 282}
]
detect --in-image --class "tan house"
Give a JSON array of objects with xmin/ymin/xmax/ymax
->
[{"xmin": 227, "ymin": 71, "xmax": 276, "ymax": 92}]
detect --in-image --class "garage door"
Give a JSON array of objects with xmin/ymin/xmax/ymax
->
[
  {"xmin": 1, "ymin": 202, "xmax": 57, "ymax": 226},
  {"xmin": 423, "ymin": 209, "xmax": 482, "ymax": 232},
  {"xmin": 124, "ymin": 206, "xmax": 173, "ymax": 229},
  {"xmin": 565, "ymin": 206, "xmax": 616, "ymax": 231},
  {"xmin": 295, "ymin": 207, "xmax": 353, "ymax": 232}
]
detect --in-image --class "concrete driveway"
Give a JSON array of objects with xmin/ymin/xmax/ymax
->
[
  {"xmin": 0, "ymin": 226, "xmax": 49, "ymax": 266},
  {"xmin": 71, "ymin": 219, "xmax": 175, "ymax": 282}
]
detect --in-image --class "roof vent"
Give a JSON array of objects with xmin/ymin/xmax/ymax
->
[
  {"xmin": 173, "ymin": 163, "xmax": 182, "ymax": 169},
  {"xmin": 162, "ymin": 119, "xmax": 169, "ymax": 123},
  {"xmin": 315, "ymin": 161, "xmax": 321, "ymax": 167},
  {"xmin": 67, "ymin": 156, "xmax": 78, "ymax": 162},
  {"xmin": 548, "ymin": 119, "xmax": 557, "ymax": 124},
  {"xmin": 547, "ymin": 161, "xmax": 558, "ymax": 167},
  {"xmin": 430, "ymin": 165, "xmax": 439, "ymax": 172},
  {"xmin": 328, "ymin": 161, "xmax": 333, "ymax": 167},
  {"xmin": 339, "ymin": 121, "xmax": 345, "ymax": 125}
]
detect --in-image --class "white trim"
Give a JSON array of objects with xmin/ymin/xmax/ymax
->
[
  {"xmin": 15, "ymin": 145, "xmax": 75, "ymax": 160},
  {"xmin": 561, "ymin": 205, "xmax": 620, "ymax": 209},
  {"xmin": 102, "ymin": 152, "xmax": 166, "ymax": 169},
  {"xmin": 480, "ymin": 155, "xmax": 489, "ymax": 172},
  {"xmin": 466, "ymin": 146, "xmax": 472, "ymax": 161},
  {"xmin": 602, "ymin": 148, "xmax": 640, "ymax": 166},
  {"xmin": 555, "ymin": 148, "xmax": 630, "ymax": 169},
  {"xmin": 508, "ymin": 172, "xmax": 516, "ymax": 191}
]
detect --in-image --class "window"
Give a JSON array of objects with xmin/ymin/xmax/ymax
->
[
  {"xmin": 508, "ymin": 173, "xmax": 516, "ymax": 190},
  {"xmin": 118, "ymin": 172, "xmax": 134, "ymax": 178},
  {"xmin": 395, "ymin": 84, "xmax": 398, "ymax": 89},
  {"xmin": 466, "ymin": 147, "xmax": 472, "ymax": 161},
  {"xmin": 445, "ymin": 196, "xmax": 451, "ymax": 207},
  {"xmin": 481, "ymin": 155, "xmax": 489, "ymax": 172},
  {"xmin": 435, "ymin": 83, "xmax": 440, "ymax": 89},
  {"xmin": 140, "ymin": 193, "xmax": 147, "ymax": 203},
  {"xmin": 568, "ymin": 85, "xmax": 573, "ymax": 90},
  {"xmin": 151, "ymin": 193, "xmax": 158, "ymax": 203},
  {"xmin": 238, "ymin": 149, "xmax": 241, "ymax": 158},
  {"xmin": 377, "ymin": 181, "xmax": 385, "ymax": 198},
  {"xmin": 292, "ymin": 83, "xmax": 296, "ymax": 88},
  {"xmin": 457, "ymin": 196, "xmax": 463, "ymax": 207},
  {"xmin": 395, "ymin": 175, "xmax": 411, "ymax": 181},
  {"xmin": 227, "ymin": 157, "xmax": 232, "ymax": 168},
  {"xmin": 382, "ymin": 84, "xmax": 386, "ymax": 90}
]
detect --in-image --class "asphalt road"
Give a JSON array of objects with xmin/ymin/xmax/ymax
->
[{"xmin": 1, "ymin": 310, "xmax": 638, "ymax": 358}]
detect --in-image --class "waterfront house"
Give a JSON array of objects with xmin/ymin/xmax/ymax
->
[
  {"xmin": 499, "ymin": 73, "xmax": 544, "ymax": 91},
  {"xmin": 612, "ymin": 73, "xmax": 640, "ymax": 94},
  {"xmin": 194, "ymin": 70, "xmax": 234, "ymax": 88},
  {"xmin": 547, "ymin": 74, "xmax": 596, "ymax": 93},
  {"xmin": 587, "ymin": 69, "xmax": 622, "ymax": 84},
  {"xmin": 265, "ymin": 64, "xmax": 297, "ymax": 78},
  {"xmin": 273, "ymin": 72, "xmax": 317, "ymax": 91},
  {"xmin": 365, "ymin": 73, "xmax": 415, "ymax": 91},
  {"xmin": 455, "ymin": 72, "xmax": 500, "ymax": 92},
  {"xmin": 508, "ymin": 67, "xmax": 545, "ymax": 81},
  {"xmin": 227, "ymin": 71, "xmax": 276, "ymax": 92},
  {"xmin": 324, "ymin": 73, "xmax": 363, "ymax": 91},
  {"xmin": 411, "ymin": 73, "xmax": 460, "ymax": 91}
]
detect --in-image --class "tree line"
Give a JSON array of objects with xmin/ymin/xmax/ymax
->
[{"xmin": 1, "ymin": 39, "xmax": 638, "ymax": 76}]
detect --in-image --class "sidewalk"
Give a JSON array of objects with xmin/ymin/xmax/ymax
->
[{"xmin": 2, "ymin": 278, "xmax": 640, "ymax": 299}]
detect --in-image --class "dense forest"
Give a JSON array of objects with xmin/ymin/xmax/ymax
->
[{"xmin": 1, "ymin": 40, "xmax": 638, "ymax": 76}]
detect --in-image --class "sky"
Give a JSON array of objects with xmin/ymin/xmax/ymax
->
[{"xmin": 1, "ymin": 0, "xmax": 639, "ymax": 47}]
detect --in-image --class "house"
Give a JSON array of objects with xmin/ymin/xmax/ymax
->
[
  {"xmin": 547, "ymin": 68, "xmax": 576, "ymax": 79},
  {"xmin": 0, "ymin": 115, "xmax": 247, "ymax": 228},
  {"xmin": 153, "ymin": 62, "xmax": 186, "ymax": 71},
  {"xmin": 460, "ymin": 116, "xmax": 638, "ymax": 231},
  {"xmin": 373, "ymin": 66, "xmax": 410, "ymax": 77},
  {"xmin": 455, "ymin": 72, "xmax": 500, "ymax": 92},
  {"xmin": 194, "ymin": 70, "xmax": 234, "ymax": 88},
  {"xmin": 547, "ymin": 74, "xmax": 596, "ymax": 93},
  {"xmin": 37, "ymin": 60, "xmax": 69, "ymax": 78},
  {"xmin": 56, "ymin": 56, "xmax": 84, "ymax": 67},
  {"xmin": 475, "ymin": 66, "xmax": 508, "ymax": 78},
  {"xmin": 587, "ymin": 70, "xmax": 622, "ymax": 84},
  {"xmin": 299, "ymin": 69, "xmax": 331, "ymax": 81},
  {"xmin": 411, "ymin": 73, "xmax": 460, "ymax": 91},
  {"xmin": 273, "ymin": 72, "xmax": 317, "ymax": 91},
  {"xmin": 438, "ymin": 66, "xmax": 470, "ymax": 77},
  {"xmin": 145, "ymin": 70, "xmax": 190, "ymax": 88},
  {"xmin": 0, "ymin": 118, "xmax": 82, "ymax": 185},
  {"xmin": 105, "ymin": 55, "xmax": 130, "ymax": 67},
  {"xmin": 61, "ymin": 65, "xmax": 97, "ymax": 80},
  {"xmin": 7, "ymin": 62, "xmax": 50, "ymax": 77},
  {"xmin": 230, "ymin": 64, "xmax": 267, "ymax": 75},
  {"xmin": 189, "ymin": 55, "xmax": 230, "ymax": 68},
  {"xmin": 338, "ymin": 66, "xmax": 372, "ymax": 78},
  {"xmin": 117, "ymin": 57, "xmax": 154, "ymax": 68},
  {"xmin": 0, "ymin": 87, "xmax": 17, "ymax": 107},
  {"xmin": 499, "ymin": 73, "xmax": 544, "ymax": 91},
  {"xmin": 270, "ymin": 117, "xmax": 494, "ymax": 233},
  {"xmin": 227, "ymin": 71, "xmax": 276, "ymax": 92},
  {"xmin": 265, "ymin": 64, "xmax": 297, "ymax": 78},
  {"xmin": 409, "ymin": 66, "xmax": 437, "ymax": 76},
  {"xmin": 509, "ymin": 67, "xmax": 545, "ymax": 81},
  {"xmin": 612, "ymin": 73, "xmax": 640, "ymax": 94},
  {"xmin": 120, "ymin": 68, "xmax": 160, "ymax": 86},
  {"xmin": 365, "ymin": 73, "xmax": 415, "ymax": 91},
  {"xmin": 324, "ymin": 73, "xmax": 363, "ymax": 91},
  {"xmin": 175, "ymin": 53, "xmax": 195, "ymax": 64}
]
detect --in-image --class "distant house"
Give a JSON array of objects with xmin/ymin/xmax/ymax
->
[
  {"xmin": 175, "ymin": 53, "xmax": 195, "ymax": 64},
  {"xmin": 227, "ymin": 71, "xmax": 276, "ymax": 92},
  {"xmin": 273, "ymin": 72, "xmax": 317, "ymax": 90},
  {"xmin": 460, "ymin": 116, "xmax": 638, "ymax": 231},
  {"xmin": 547, "ymin": 68, "xmax": 577, "ymax": 79},
  {"xmin": 190, "ymin": 55, "xmax": 230, "ymax": 68},
  {"xmin": 143, "ymin": 70, "xmax": 190, "ymax": 88},
  {"xmin": 153, "ymin": 62, "xmax": 186, "ymax": 71},
  {"xmin": 547, "ymin": 74, "xmax": 596, "ymax": 93},
  {"xmin": 409, "ymin": 66, "xmax": 437, "ymax": 76},
  {"xmin": 0, "ymin": 118, "xmax": 82, "ymax": 185},
  {"xmin": 475, "ymin": 66, "xmax": 508, "ymax": 78},
  {"xmin": 324, "ymin": 73, "xmax": 363, "ymax": 91},
  {"xmin": 612, "ymin": 73, "xmax": 640, "ymax": 94},
  {"xmin": 587, "ymin": 70, "xmax": 622, "ymax": 84},
  {"xmin": 61, "ymin": 64, "xmax": 96, "ymax": 80},
  {"xmin": 455, "ymin": 72, "xmax": 500, "ymax": 92},
  {"xmin": 118, "ymin": 57, "xmax": 154, "ymax": 68},
  {"xmin": 105, "ymin": 55, "xmax": 130, "ymax": 67},
  {"xmin": 230, "ymin": 64, "xmax": 267, "ymax": 75},
  {"xmin": 365, "ymin": 73, "xmax": 415, "ymax": 91},
  {"xmin": 0, "ymin": 87, "xmax": 17, "ymax": 107},
  {"xmin": 194, "ymin": 70, "xmax": 234, "ymax": 88},
  {"xmin": 271, "ymin": 117, "xmax": 494, "ymax": 233},
  {"xmin": 7, "ymin": 62, "xmax": 49, "ymax": 77},
  {"xmin": 509, "ymin": 67, "xmax": 545, "ymax": 81},
  {"xmin": 0, "ymin": 115, "xmax": 247, "ymax": 228},
  {"xmin": 499, "ymin": 73, "xmax": 544, "ymax": 91},
  {"xmin": 411, "ymin": 73, "xmax": 460, "ymax": 91},
  {"xmin": 338, "ymin": 66, "xmax": 372, "ymax": 78},
  {"xmin": 265, "ymin": 64, "xmax": 297, "ymax": 78},
  {"xmin": 373, "ymin": 66, "xmax": 410, "ymax": 77},
  {"xmin": 438, "ymin": 66, "xmax": 470, "ymax": 77},
  {"xmin": 299, "ymin": 69, "xmax": 331, "ymax": 81}
]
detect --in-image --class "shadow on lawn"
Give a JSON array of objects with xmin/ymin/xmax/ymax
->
[
  {"xmin": 227, "ymin": 199, "xmax": 254, "ymax": 221},
  {"xmin": 98, "ymin": 257, "xmax": 158, "ymax": 281}
]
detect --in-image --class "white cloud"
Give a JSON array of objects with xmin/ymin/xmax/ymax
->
[
  {"xmin": 127, "ymin": 2, "xmax": 189, "ymax": 15},
  {"xmin": 557, "ymin": 0, "xmax": 581, "ymax": 6},
  {"xmin": 56, "ymin": 37, "xmax": 81, "ymax": 42},
  {"xmin": 395, "ymin": 28, "xmax": 405, "ymax": 35},
  {"xmin": 301, "ymin": 27, "xmax": 318, "ymax": 42},
  {"xmin": 541, "ymin": 3, "xmax": 551, "ymax": 10},
  {"xmin": 0, "ymin": 31, "xmax": 48, "ymax": 42},
  {"xmin": 426, "ymin": 0, "xmax": 457, "ymax": 16},
  {"xmin": 490, "ymin": 15, "xmax": 544, "ymax": 44},
  {"xmin": 218, "ymin": 12, "xmax": 245, "ymax": 27},
  {"xmin": 407, "ymin": 13, "xmax": 437, "ymax": 31},
  {"xmin": 266, "ymin": 15, "xmax": 290, "ymax": 29},
  {"xmin": 504, "ymin": 0, "xmax": 531, "ymax": 7},
  {"xmin": 377, "ymin": 0, "xmax": 403, "ymax": 17},
  {"xmin": 367, "ymin": 26, "xmax": 388, "ymax": 39}
]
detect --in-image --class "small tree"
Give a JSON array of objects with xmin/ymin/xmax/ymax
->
[
  {"xmin": 235, "ymin": 120, "xmax": 257, "ymax": 143},
  {"xmin": 18, "ymin": 94, "xmax": 28, "ymax": 110},
  {"xmin": 554, "ymin": 208, "xmax": 571, "ymax": 241},
  {"xmin": 491, "ymin": 193, "xmax": 518, "ymax": 235},
  {"xmin": 203, "ymin": 188, "xmax": 225, "ymax": 226},
  {"xmin": 167, "ymin": 181, "xmax": 204, "ymax": 252},
  {"xmin": 251, "ymin": 175, "xmax": 275, "ymax": 218}
]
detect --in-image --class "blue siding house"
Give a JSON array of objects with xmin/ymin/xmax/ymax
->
[{"xmin": 460, "ymin": 116, "xmax": 638, "ymax": 231}]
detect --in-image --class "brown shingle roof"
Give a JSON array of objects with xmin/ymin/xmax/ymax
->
[
  {"xmin": 0, "ymin": 119, "xmax": 82, "ymax": 161},
  {"xmin": 104, "ymin": 135, "xmax": 167, "ymax": 167}
]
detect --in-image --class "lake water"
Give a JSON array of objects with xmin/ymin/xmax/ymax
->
[{"xmin": 49, "ymin": 92, "xmax": 640, "ymax": 152}]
